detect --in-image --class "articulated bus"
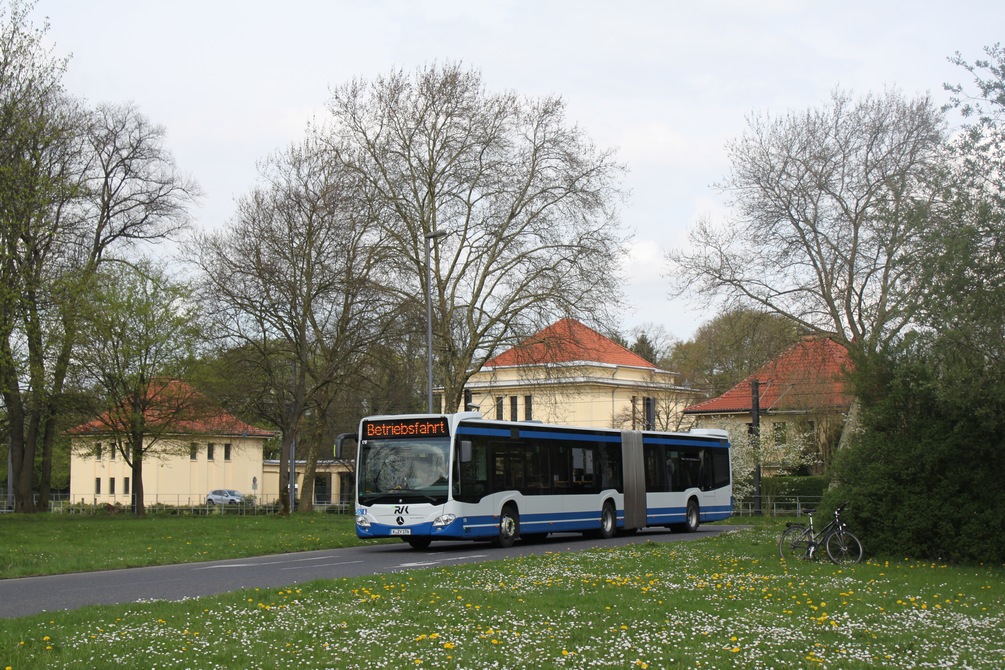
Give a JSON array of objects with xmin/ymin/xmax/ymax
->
[{"xmin": 337, "ymin": 412, "xmax": 732, "ymax": 549}]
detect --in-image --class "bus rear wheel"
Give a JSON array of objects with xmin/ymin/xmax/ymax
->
[
  {"xmin": 494, "ymin": 504, "xmax": 519, "ymax": 548},
  {"xmin": 673, "ymin": 499, "xmax": 700, "ymax": 533},
  {"xmin": 599, "ymin": 501, "xmax": 617, "ymax": 539}
]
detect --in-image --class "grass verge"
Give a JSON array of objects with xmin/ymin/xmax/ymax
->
[
  {"xmin": 2, "ymin": 523, "xmax": 1003, "ymax": 669},
  {"xmin": 0, "ymin": 513, "xmax": 365, "ymax": 578}
]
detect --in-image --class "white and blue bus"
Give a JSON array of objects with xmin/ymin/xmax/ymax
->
[{"xmin": 337, "ymin": 412, "xmax": 732, "ymax": 549}]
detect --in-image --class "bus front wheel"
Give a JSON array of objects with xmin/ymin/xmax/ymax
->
[
  {"xmin": 684, "ymin": 499, "xmax": 700, "ymax": 532},
  {"xmin": 406, "ymin": 537, "xmax": 432, "ymax": 550},
  {"xmin": 494, "ymin": 505, "xmax": 519, "ymax": 548}
]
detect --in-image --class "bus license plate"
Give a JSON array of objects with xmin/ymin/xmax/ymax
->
[{"xmin": 390, "ymin": 529, "xmax": 411, "ymax": 536}]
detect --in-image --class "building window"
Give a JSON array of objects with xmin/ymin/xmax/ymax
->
[
  {"xmin": 524, "ymin": 395, "xmax": 533, "ymax": 421},
  {"xmin": 495, "ymin": 397, "xmax": 504, "ymax": 420},
  {"xmin": 773, "ymin": 422, "xmax": 788, "ymax": 444},
  {"xmin": 224, "ymin": 443, "xmax": 232, "ymax": 461},
  {"xmin": 109, "ymin": 445, "xmax": 115, "ymax": 460},
  {"xmin": 124, "ymin": 477, "xmax": 130, "ymax": 495},
  {"xmin": 207, "ymin": 443, "xmax": 215, "ymax": 461},
  {"xmin": 109, "ymin": 478, "xmax": 116, "ymax": 495},
  {"xmin": 190, "ymin": 443, "xmax": 198, "ymax": 460},
  {"xmin": 94, "ymin": 443, "xmax": 102, "ymax": 460},
  {"xmin": 510, "ymin": 396, "xmax": 518, "ymax": 421},
  {"xmin": 95, "ymin": 478, "xmax": 101, "ymax": 495}
]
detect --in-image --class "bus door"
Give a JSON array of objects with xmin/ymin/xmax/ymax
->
[{"xmin": 700, "ymin": 446, "xmax": 731, "ymax": 514}]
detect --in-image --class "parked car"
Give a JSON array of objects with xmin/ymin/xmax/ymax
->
[{"xmin": 206, "ymin": 489, "xmax": 246, "ymax": 506}]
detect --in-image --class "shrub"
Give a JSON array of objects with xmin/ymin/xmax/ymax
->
[
  {"xmin": 828, "ymin": 344, "xmax": 1005, "ymax": 564},
  {"xmin": 762, "ymin": 475, "xmax": 827, "ymax": 500}
]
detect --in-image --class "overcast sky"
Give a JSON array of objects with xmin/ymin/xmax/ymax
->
[{"xmin": 28, "ymin": 0, "xmax": 1005, "ymax": 341}]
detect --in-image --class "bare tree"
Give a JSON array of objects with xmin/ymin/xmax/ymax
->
[
  {"xmin": 324, "ymin": 63, "xmax": 630, "ymax": 411},
  {"xmin": 626, "ymin": 323, "xmax": 677, "ymax": 368},
  {"xmin": 73, "ymin": 261, "xmax": 204, "ymax": 516},
  {"xmin": 1, "ymin": 1, "xmax": 197, "ymax": 511},
  {"xmin": 666, "ymin": 89, "xmax": 947, "ymax": 359},
  {"xmin": 189, "ymin": 132, "xmax": 387, "ymax": 514},
  {"xmin": 1, "ymin": 0, "xmax": 77, "ymax": 513}
]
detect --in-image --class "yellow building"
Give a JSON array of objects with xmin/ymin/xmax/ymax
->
[
  {"xmin": 463, "ymin": 318, "xmax": 704, "ymax": 429},
  {"xmin": 68, "ymin": 382, "xmax": 277, "ymax": 507},
  {"xmin": 68, "ymin": 380, "xmax": 352, "ymax": 509}
]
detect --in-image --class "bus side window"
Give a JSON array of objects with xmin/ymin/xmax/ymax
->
[
  {"xmin": 644, "ymin": 444, "xmax": 666, "ymax": 492},
  {"xmin": 678, "ymin": 448, "xmax": 701, "ymax": 490},
  {"xmin": 699, "ymin": 449, "xmax": 709, "ymax": 491},
  {"xmin": 599, "ymin": 443, "xmax": 623, "ymax": 491},
  {"xmin": 551, "ymin": 444, "xmax": 571, "ymax": 492},
  {"xmin": 570, "ymin": 446, "xmax": 595, "ymax": 493},
  {"xmin": 668, "ymin": 451, "xmax": 680, "ymax": 491}
]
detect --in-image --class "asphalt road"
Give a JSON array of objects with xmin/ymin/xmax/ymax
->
[{"xmin": 0, "ymin": 525, "xmax": 733, "ymax": 619}]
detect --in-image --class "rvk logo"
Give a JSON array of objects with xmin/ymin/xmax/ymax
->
[{"xmin": 394, "ymin": 505, "xmax": 409, "ymax": 515}]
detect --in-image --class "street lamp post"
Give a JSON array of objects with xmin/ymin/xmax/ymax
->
[{"xmin": 424, "ymin": 229, "xmax": 449, "ymax": 413}]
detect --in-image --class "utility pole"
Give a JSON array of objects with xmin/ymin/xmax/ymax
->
[{"xmin": 424, "ymin": 229, "xmax": 449, "ymax": 413}]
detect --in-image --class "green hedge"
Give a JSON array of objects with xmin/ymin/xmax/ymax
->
[
  {"xmin": 762, "ymin": 475, "xmax": 827, "ymax": 500},
  {"xmin": 828, "ymin": 345, "xmax": 1005, "ymax": 564}
]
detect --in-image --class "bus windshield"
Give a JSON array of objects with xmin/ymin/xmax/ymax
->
[{"xmin": 359, "ymin": 437, "xmax": 450, "ymax": 505}]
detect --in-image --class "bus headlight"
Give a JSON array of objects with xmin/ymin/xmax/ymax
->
[
  {"xmin": 432, "ymin": 514, "xmax": 456, "ymax": 528},
  {"xmin": 356, "ymin": 514, "xmax": 371, "ymax": 528}
]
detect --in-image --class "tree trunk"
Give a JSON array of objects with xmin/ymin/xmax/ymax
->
[
  {"xmin": 38, "ymin": 419, "xmax": 54, "ymax": 509},
  {"xmin": 39, "ymin": 314, "xmax": 80, "ymax": 510},
  {"xmin": 3, "ymin": 383, "xmax": 34, "ymax": 512},
  {"xmin": 131, "ymin": 435, "xmax": 146, "ymax": 517},
  {"xmin": 298, "ymin": 434, "xmax": 321, "ymax": 514},
  {"xmin": 278, "ymin": 428, "xmax": 292, "ymax": 515},
  {"xmin": 830, "ymin": 398, "xmax": 863, "ymax": 489},
  {"xmin": 10, "ymin": 430, "xmax": 34, "ymax": 513},
  {"xmin": 15, "ymin": 406, "xmax": 39, "ymax": 513}
]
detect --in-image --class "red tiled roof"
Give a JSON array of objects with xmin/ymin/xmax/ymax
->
[
  {"xmin": 483, "ymin": 318, "xmax": 655, "ymax": 369},
  {"xmin": 68, "ymin": 379, "xmax": 273, "ymax": 438},
  {"xmin": 683, "ymin": 337, "xmax": 853, "ymax": 415}
]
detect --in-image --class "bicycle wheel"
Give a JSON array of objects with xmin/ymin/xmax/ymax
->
[
  {"xmin": 779, "ymin": 525, "xmax": 812, "ymax": 560},
  {"xmin": 825, "ymin": 529, "xmax": 863, "ymax": 564}
]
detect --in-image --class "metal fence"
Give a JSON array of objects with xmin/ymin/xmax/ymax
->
[
  {"xmin": 3, "ymin": 491, "xmax": 822, "ymax": 518},
  {"xmin": 0, "ymin": 491, "xmax": 354, "ymax": 515},
  {"xmin": 733, "ymin": 496, "xmax": 823, "ymax": 517}
]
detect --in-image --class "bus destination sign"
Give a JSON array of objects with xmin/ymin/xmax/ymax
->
[{"xmin": 364, "ymin": 417, "xmax": 449, "ymax": 439}]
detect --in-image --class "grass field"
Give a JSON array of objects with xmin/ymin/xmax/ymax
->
[
  {"xmin": 0, "ymin": 513, "xmax": 367, "ymax": 578},
  {"xmin": 2, "ymin": 516, "xmax": 1003, "ymax": 669}
]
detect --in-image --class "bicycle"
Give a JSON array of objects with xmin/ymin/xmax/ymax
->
[{"xmin": 778, "ymin": 504, "xmax": 863, "ymax": 564}]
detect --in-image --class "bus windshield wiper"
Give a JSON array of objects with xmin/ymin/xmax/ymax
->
[{"xmin": 363, "ymin": 492, "xmax": 441, "ymax": 505}]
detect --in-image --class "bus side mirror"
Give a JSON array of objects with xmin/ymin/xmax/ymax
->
[
  {"xmin": 335, "ymin": 433, "xmax": 358, "ymax": 460},
  {"xmin": 460, "ymin": 440, "xmax": 472, "ymax": 463}
]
